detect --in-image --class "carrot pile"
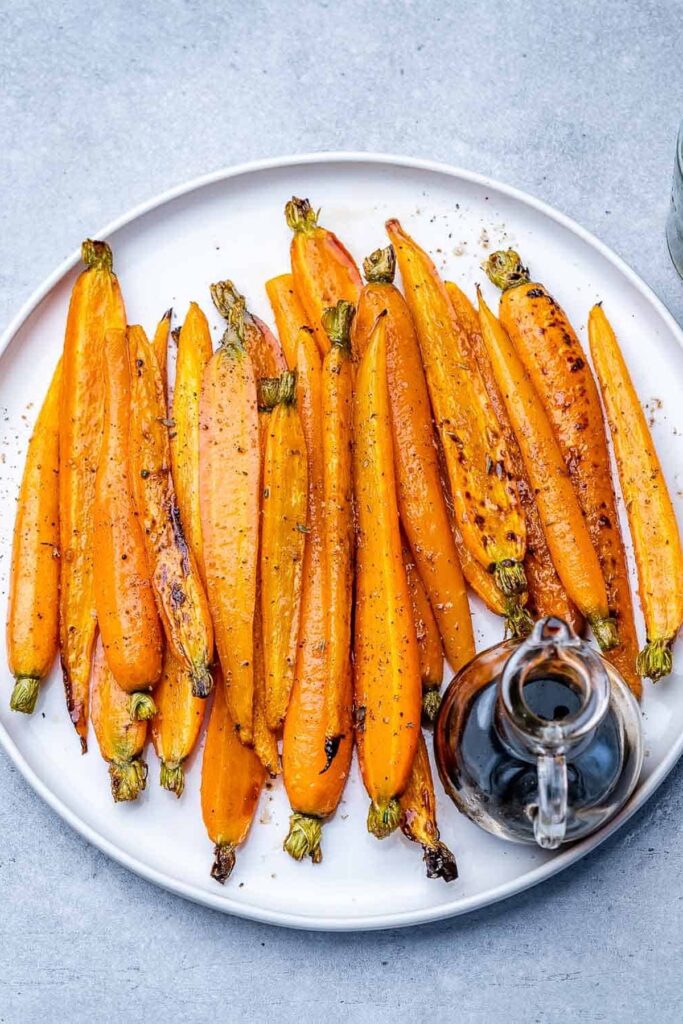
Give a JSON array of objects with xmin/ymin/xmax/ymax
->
[{"xmin": 6, "ymin": 200, "xmax": 681, "ymax": 885}]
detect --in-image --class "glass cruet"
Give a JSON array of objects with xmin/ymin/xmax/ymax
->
[{"xmin": 434, "ymin": 617, "xmax": 644, "ymax": 850}]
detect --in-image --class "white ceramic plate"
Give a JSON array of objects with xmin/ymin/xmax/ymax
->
[{"xmin": 1, "ymin": 153, "xmax": 682, "ymax": 931}]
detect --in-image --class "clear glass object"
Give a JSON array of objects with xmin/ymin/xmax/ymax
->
[
  {"xmin": 667, "ymin": 120, "xmax": 683, "ymax": 277},
  {"xmin": 434, "ymin": 617, "xmax": 644, "ymax": 850}
]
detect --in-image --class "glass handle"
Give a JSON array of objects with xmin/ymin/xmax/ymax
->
[{"xmin": 533, "ymin": 753, "xmax": 568, "ymax": 850}]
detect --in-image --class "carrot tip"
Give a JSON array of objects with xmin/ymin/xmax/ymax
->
[
  {"xmin": 589, "ymin": 614, "xmax": 619, "ymax": 653},
  {"xmin": 81, "ymin": 238, "xmax": 113, "ymax": 272},
  {"xmin": 109, "ymin": 758, "xmax": 148, "ymax": 802},
  {"xmin": 637, "ymin": 638, "xmax": 673, "ymax": 682},
  {"xmin": 423, "ymin": 841, "xmax": 459, "ymax": 883},
  {"xmin": 191, "ymin": 667, "xmax": 214, "ymax": 699},
  {"xmin": 504, "ymin": 597, "xmax": 534, "ymax": 639},
  {"xmin": 258, "ymin": 370, "xmax": 297, "ymax": 411},
  {"xmin": 9, "ymin": 676, "xmax": 40, "ymax": 714},
  {"xmin": 421, "ymin": 688, "xmax": 442, "ymax": 724},
  {"xmin": 160, "ymin": 761, "xmax": 185, "ymax": 798},
  {"xmin": 284, "ymin": 196, "xmax": 318, "ymax": 235},
  {"xmin": 494, "ymin": 559, "xmax": 527, "ymax": 598},
  {"xmin": 321, "ymin": 300, "xmax": 355, "ymax": 351},
  {"xmin": 484, "ymin": 250, "xmax": 530, "ymax": 292},
  {"xmin": 363, "ymin": 245, "xmax": 396, "ymax": 284},
  {"xmin": 283, "ymin": 813, "xmax": 323, "ymax": 863},
  {"xmin": 129, "ymin": 691, "xmax": 157, "ymax": 721},
  {"xmin": 211, "ymin": 843, "xmax": 236, "ymax": 884},
  {"xmin": 367, "ymin": 798, "xmax": 401, "ymax": 839}
]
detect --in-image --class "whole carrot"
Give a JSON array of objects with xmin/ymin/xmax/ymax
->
[
  {"xmin": 386, "ymin": 220, "xmax": 526, "ymax": 599},
  {"xmin": 94, "ymin": 328, "xmax": 162, "ymax": 718},
  {"xmin": 589, "ymin": 304, "xmax": 683, "ymax": 680},
  {"xmin": 285, "ymin": 197, "xmax": 362, "ymax": 355},
  {"xmin": 354, "ymin": 246, "xmax": 475, "ymax": 673},
  {"xmin": 200, "ymin": 292, "xmax": 260, "ymax": 742},
  {"xmin": 266, "ymin": 273, "xmax": 311, "ymax": 368},
  {"xmin": 477, "ymin": 289, "xmax": 616, "ymax": 649},
  {"xmin": 151, "ymin": 649, "xmax": 206, "ymax": 796},
  {"xmin": 399, "ymin": 732, "xmax": 457, "ymax": 882},
  {"xmin": 354, "ymin": 313, "xmax": 422, "ymax": 838},
  {"xmin": 7, "ymin": 360, "xmax": 61, "ymax": 713},
  {"xmin": 486, "ymin": 250, "xmax": 639, "ymax": 692},
  {"xmin": 60, "ymin": 240, "xmax": 126, "ymax": 750},
  {"xmin": 91, "ymin": 635, "xmax": 148, "ymax": 802}
]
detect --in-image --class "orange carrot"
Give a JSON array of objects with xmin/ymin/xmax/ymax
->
[
  {"xmin": 399, "ymin": 732, "xmax": 457, "ymax": 882},
  {"xmin": 153, "ymin": 308, "xmax": 172, "ymax": 382},
  {"xmin": 151, "ymin": 649, "xmax": 206, "ymax": 796},
  {"xmin": 91, "ymin": 635, "xmax": 148, "ymax": 802},
  {"xmin": 403, "ymin": 540, "xmax": 444, "ymax": 722},
  {"xmin": 266, "ymin": 273, "xmax": 311, "ymax": 368}
]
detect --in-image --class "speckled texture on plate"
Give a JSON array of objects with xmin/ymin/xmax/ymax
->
[{"xmin": 2, "ymin": 1, "xmax": 683, "ymax": 1022}]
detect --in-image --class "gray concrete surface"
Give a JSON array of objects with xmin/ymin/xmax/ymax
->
[{"xmin": 2, "ymin": 1, "xmax": 683, "ymax": 1021}]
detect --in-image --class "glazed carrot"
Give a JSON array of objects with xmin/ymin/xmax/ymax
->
[
  {"xmin": 353, "ymin": 313, "xmax": 422, "ymax": 838},
  {"xmin": 476, "ymin": 289, "xmax": 616, "ymax": 649},
  {"xmin": 151, "ymin": 649, "xmax": 206, "ymax": 796},
  {"xmin": 199, "ymin": 294, "xmax": 259, "ymax": 742},
  {"xmin": 94, "ymin": 328, "xmax": 162, "ymax": 718},
  {"xmin": 91, "ymin": 636, "xmax": 148, "ymax": 802},
  {"xmin": 282, "ymin": 328, "xmax": 353, "ymax": 862},
  {"xmin": 589, "ymin": 304, "xmax": 683, "ymax": 680},
  {"xmin": 486, "ymin": 252, "xmax": 639, "ymax": 688},
  {"xmin": 211, "ymin": 280, "xmax": 286, "ymax": 380},
  {"xmin": 320, "ymin": 302, "xmax": 355, "ymax": 757},
  {"xmin": 399, "ymin": 732, "xmax": 457, "ymax": 882},
  {"xmin": 386, "ymin": 220, "xmax": 526, "ymax": 599},
  {"xmin": 60, "ymin": 240, "xmax": 126, "ymax": 750},
  {"xmin": 354, "ymin": 246, "xmax": 475, "ymax": 671},
  {"xmin": 252, "ymin": 601, "xmax": 280, "ymax": 776},
  {"xmin": 153, "ymin": 308, "xmax": 172, "ymax": 382},
  {"xmin": 285, "ymin": 197, "xmax": 362, "ymax": 355},
  {"xmin": 266, "ymin": 273, "xmax": 311, "ymax": 367},
  {"xmin": 171, "ymin": 302, "xmax": 213, "ymax": 576},
  {"xmin": 403, "ymin": 541, "xmax": 444, "ymax": 722},
  {"xmin": 129, "ymin": 325, "xmax": 214, "ymax": 697},
  {"xmin": 201, "ymin": 669, "xmax": 266, "ymax": 883},
  {"xmin": 7, "ymin": 360, "xmax": 61, "ymax": 713},
  {"xmin": 445, "ymin": 280, "xmax": 582, "ymax": 635},
  {"xmin": 260, "ymin": 371, "xmax": 307, "ymax": 731}
]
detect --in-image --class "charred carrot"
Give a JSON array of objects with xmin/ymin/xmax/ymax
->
[
  {"xmin": 477, "ymin": 289, "xmax": 616, "ymax": 649},
  {"xmin": 60, "ymin": 240, "xmax": 126, "ymax": 750},
  {"xmin": 589, "ymin": 304, "xmax": 683, "ymax": 680},
  {"xmin": 285, "ymin": 197, "xmax": 362, "ymax": 355},
  {"xmin": 94, "ymin": 328, "xmax": 162, "ymax": 718},
  {"xmin": 153, "ymin": 308, "xmax": 172, "ymax": 382},
  {"xmin": 354, "ymin": 246, "xmax": 475, "ymax": 671},
  {"xmin": 445, "ymin": 279, "xmax": 582, "ymax": 635},
  {"xmin": 200, "ymin": 293, "xmax": 259, "ymax": 742},
  {"xmin": 486, "ymin": 251, "xmax": 639, "ymax": 690},
  {"xmin": 151, "ymin": 649, "xmax": 206, "ymax": 796},
  {"xmin": 7, "ymin": 360, "xmax": 61, "ymax": 713},
  {"xmin": 211, "ymin": 280, "xmax": 286, "ymax": 380},
  {"xmin": 403, "ymin": 540, "xmax": 444, "ymax": 722},
  {"xmin": 399, "ymin": 732, "xmax": 457, "ymax": 882},
  {"xmin": 282, "ymin": 328, "xmax": 353, "ymax": 862},
  {"xmin": 266, "ymin": 273, "xmax": 311, "ymax": 368},
  {"xmin": 320, "ymin": 302, "xmax": 355, "ymax": 758},
  {"xmin": 260, "ymin": 371, "xmax": 307, "ymax": 730},
  {"xmin": 129, "ymin": 325, "xmax": 214, "ymax": 697},
  {"xmin": 201, "ymin": 669, "xmax": 266, "ymax": 883},
  {"xmin": 91, "ymin": 635, "xmax": 148, "ymax": 802},
  {"xmin": 171, "ymin": 302, "xmax": 213, "ymax": 576},
  {"xmin": 354, "ymin": 313, "xmax": 422, "ymax": 838},
  {"xmin": 386, "ymin": 220, "xmax": 526, "ymax": 599}
]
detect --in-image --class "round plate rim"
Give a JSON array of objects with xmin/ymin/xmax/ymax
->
[{"xmin": 1, "ymin": 150, "xmax": 681, "ymax": 932}]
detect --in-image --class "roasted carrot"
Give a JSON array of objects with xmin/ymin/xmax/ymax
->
[
  {"xmin": 260, "ymin": 371, "xmax": 308, "ymax": 731},
  {"xmin": 252, "ymin": 601, "xmax": 280, "ymax": 776},
  {"xmin": 266, "ymin": 273, "xmax": 311, "ymax": 368},
  {"xmin": 200, "ymin": 293, "xmax": 260, "ymax": 742},
  {"xmin": 151, "ymin": 649, "xmax": 206, "ymax": 796},
  {"xmin": 354, "ymin": 246, "xmax": 475, "ymax": 671},
  {"xmin": 153, "ymin": 308, "xmax": 172, "ymax": 383},
  {"xmin": 399, "ymin": 732, "xmax": 457, "ymax": 882},
  {"xmin": 285, "ymin": 197, "xmax": 362, "ymax": 356},
  {"xmin": 201, "ymin": 669, "xmax": 266, "ymax": 883},
  {"xmin": 128, "ymin": 325, "xmax": 214, "ymax": 697},
  {"xmin": 589, "ymin": 304, "xmax": 683, "ymax": 680},
  {"xmin": 94, "ymin": 328, "xmax": 162, "ymax": 718},
  {"xmin": 320, "ymin": 302, "xmax": 356, "ymax": 758},
  {"xmin": 386, "ymin": 220, "xmax": 526, "ymax": 599},
  {"xmin": 354, "ymin": 313, "xmax": 422, "ymax": 838},
  {"xmin": 7, "ymin": 360, "xmax": 61, "ymax": 713},
  {"xmin": 210, "ymin": 280, "xmax": 286, "ymax": 380},
  {"xmin": 403, "ymin": 541, "xmax": 444, "ymax": 723},
  {"xmin": 282, "ymin": 328, "xmax": 353, "ymax": 862},
  {"xmin": 486, "ymin": 251, "xmax": 639, "ymax": 688},
  {"xmin": 171, "ymin": 302, "xmax": 213, "ymax": 576},
  {"xmin": 60, "ymin": 240, "xmax": 126, "ymax": 750},
  {"xmin": 445, "ymin": 279, "xmax": 583, "ymax": 635},
  {"xmin": 476, "ymin": 289, "xmax": 617, "ymax": 649},
  {"xmin": 91, "ymin": 635, "xmax": 148, "ymax": 802}
]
